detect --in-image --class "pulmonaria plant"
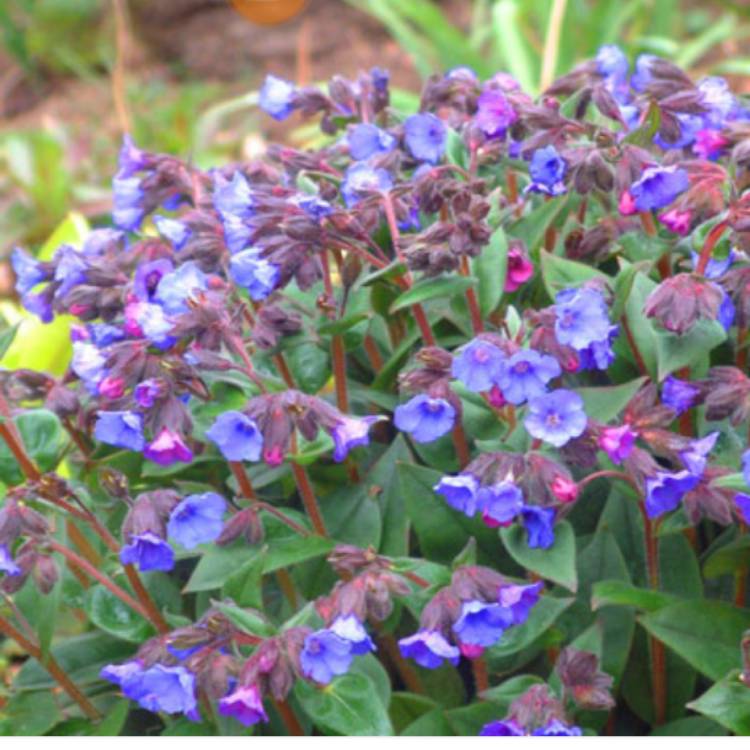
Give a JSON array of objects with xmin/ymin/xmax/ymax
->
[{"xmin": 2, "ymin": 50, "xmax": 750, "ymax": 737}]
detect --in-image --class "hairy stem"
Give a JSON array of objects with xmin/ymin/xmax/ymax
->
[{"xmin": 695, "ymin": 220, "xmax": 728, "ymax": 276}]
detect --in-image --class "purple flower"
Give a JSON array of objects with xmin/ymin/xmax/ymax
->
[
  {"xmin": 452, "ymin": 600, "xmax": 513, "ymax": 648},
  {"xmin": 88, "ymin": 323, "xmax": 125, "ymax": 348},
  {"xmin": 112, "ymin": 174, "xmax": 145, "ymax": 231},
  {"xmin": 527, "ymin": 145, "xmax": 567, "ymax": 195},
  {"xmin": 292, "ymin": 193, "xmax": 333, "ymax": 220},
  {"xmin": 218, "ymin": 684, "xmax": 268, "ymax": 727},
  {"xmin": 478, "ymin": 482, "xmax": 524, "ymax": 525},
  {"xmin": 134, "ymin": 259, "xmax": 174, "ymax": 302},
  {"xmin": 598, "ymin": 425, "xmax": 636, "ymax": 464},
  {"xmin": 554, "ymin": 287, "xmax": 611, "ymax": 350},
  {"xmin": 679, "ymin": 431, "xmax": 718, "ymax": 476},
  {"xmin": 404, "ymin": 113, "xmax": 446, "ymax": 164},
  {"xmin": 521, "ymin": 506, "xmax": 556, "ymax": 549},
  {"xmin": 117, "ymin": 134, "xmax": 148, "ymax": 177},
  {"xmin": 341, "ymin": 163, "xmax": 393, "ymax": 207},
  {"xmin": 120, "ymin": 532, "xmax": 175, "ymax": 572},
  {"xmin": 645, "ymin": 470, "xmax": 700, "ymax": 518},
  {"xmin": 94, "ymin": 411, "xmax": 145, "ymax": 452},
  {"xmin": 123, "ymin": 663, "xmax": 197, "ymax": 716},
  {"xmin": 718, "ymin": 289, "xmax": 736, "ymax": 331},
  {"xmin": 631, "ymin": 54, "xmax": 659, "ymax": 92},
  {"xmin": 331, "ymin": 415, "xmax": 383, "ymax": 462},
  {"xmin": 300, "ymin": 629, "xmax": 354, "ymax": 684},
  {"xmin": 153, "ymin": 215, "xmax": 190, "ymax": 250},
  {"xmin": 480, "ymin": 720, "xmax": 524, "ymax": 736},
  {"xmin": 533, "ymin": 720, "xmax": 582, "ymax": 736},
  {"xmin": 11, "ymin": 248, "xmax": 46, "ymax": 296},
  {"xmin": 53, "ymin": 246, "xmax": 87, "ymax": 298},
  {"xmin": 205, "ymin": 411, "xmax": 263, "ymax": 462},
  {"xmin": 348, "ymin": 123, "xmax": 396, "ymax": 161},
  {"xmin": 155, "ymin": 261, "xmax": 209, "ymax": 315},
  {"xmin": 662, "ymin": 376, "xmax": 700, "ymax": 415},
  {"xmin": 577, "ymin": 325, "xmax": 619, "ymax": 371},
  {"xmin": 434, "ymin": 473, "xmax": 480, "ymax": 516},
  {"xmin": 475, "ymin": 89, "xmax": 517, "ymax": 138},
  {"xmin": 394, "ymin": 395, "xmax": 456, "ymax": 443},
  {"xmin": 398, "ymin": 630, "xmax": 460, "ymax": 669},
  {"xmin": 698, "ymin": 76, "xmax": 737, "ymax": 127},
  {"xmin": 21, "ymin": 289, "xmax": 53, "ymax": 323},
  {"xmin": 72, "ymin": 342, "xmax": 107, "ymax": 393},
  {"xmin": 101, "ymin": 660, "xmax": 143, "ymax": 688},
  {"xmin": 167, "ymin": 492, "xmax": 226, "ymax": 550},
  {"xmin": 259, "ymin": 75, "xmax": 296, "ymax": 121},
  {"xmin": 229, "ymin": 250, "xmax": 279, "ymax": 301},
  {"xmin": 497, "ymin": 350, "xmax": 561, "ymax": 405},
  {"xmin": 134, "ymin": 379, "xmax": 164, "ymax": 408},
  {"xmin": 214, "ymin": 172, "xmax": 254, "ymax": 222},
  {"xmin": 0, "ymin": 545, "xmax": 21, "ymax": 577},
  {"xmin": 630, "ymin": 166, "xmax": 689, "ymax": 212},
  {"xmin": 497, "ymin": 581, "xmax": 543, "ymax": 625},
  {"xmin": 144, "ymin": 427, "xmax": 193, "ymax": 465},
  {"xmin": 451, "ymin": 338, "xmax": 506, "ymax": 392},
  {"xmin": 734, "ymin": 493, "xmax": 750, "ymax": 524},
  {"xmin": 596, "ymin": 44, "xmax": 629, "ymax": 82},
  {"xmin": 329, "ymin": 615, "xmax": 376, "ymax": 655},
  {"xmin": 524, "ymin": 389, "xmax": 587, "ymax": 448}
]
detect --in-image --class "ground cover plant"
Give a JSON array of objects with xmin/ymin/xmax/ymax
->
[{"xmin": 2, "ymin": 46, "xmax": 750, "ymax": 736}]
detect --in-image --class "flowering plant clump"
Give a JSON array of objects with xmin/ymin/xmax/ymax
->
[{"xmin": 3, "ymin": 48, "xmax": 750, "ymax": 736}]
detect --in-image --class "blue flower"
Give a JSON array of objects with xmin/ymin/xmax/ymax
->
[
  {"xmin": 497, "ymin": 581, "xmax": 543, "ymax": 625},
  {"xmin": 662, "ymin": 376, "xmax": 700, "ymax": 415},
  {"xmin": 71, "ymin": 342, "xmax": 107, "ymax": 393},
  {"xmin": 577, "ymin": 325, "xmax": 619, "ymax": 371},
  {"xmin": 331, "ymin": 415, "xmax": 383, "ymax": 462},
  {"xmin": 434, "ymin": 473, "xmax": 480, "ymax": 516},
  {"xmin": 341, "ymin": 163, "xmax": 393, "ymax": 207},
  {"xmin": 452, "ymin": 600, "xmax": 513, "ymax": 648},
  {"xmin": 118, "ymin": 663, "xmax": 197, "ymax": 717},
  {"xmin": 394, "ymin": 394, "xmax": 456, "ymax": 443},
  {"xmin": 292, "ymin": 193, "xmax": 333, "ymax": 220},
  {"xmin": 117, "ymin": 134, "xmax": 148, "ymax": 177},
  {"xmin": 496, "ymin": 350, "xmax": 561, "ymax": 405},
  {"xmin": 94, "ymin": 411, "xmax": 145, "ymax": 452},
  {"xmin": 478, "ymin": 482, "xmax": 524, "ymax": 525},
  {"xmin": 404, "ymin": 113, "xmax": 446, "ymax": 164},
  {"xmin": 631, "ymin": 54, "xmax": 659, "ymax": 92},
  {"xmin": 734, "ymin": 493, "xmax": 750, "ymax": 524},
  {"xmin": 0, "ymin": 545, "xmax": 21, "ymax": 577},
  {"xmin": 679, "ymin": 432, "xmax": 718, "ymax": 476},
  {"xmin": 155, "ymin": 261, "xmax": 209, "ymax": 315},
  {"xmin": 300, "ymin": 629, "xmax": 354, "ymax": 684},
  {"xmin": 524, "ymin": 389, "xmax": 587, "ymax": 448},
  {"xmin": 475, "ymin": 89, "xmax": 517, "ymax": 138},
  {"xmin": 259, "ymin": 75, "xmax": 296, "ymax": 121},
  {"xmin": 112, "ymin": 174, "xmax": 145, "ymax": 231},
  {"xmin": 21, "ymin": 289, "xmax": 53, "ymax": 323},
  {"xmin": 134, "ymin": 258, "xmax": 174, "ymax": 302},
  {"xmin": 229, "ymin": 250, "xmax": 279, "ymax": 301},
  {"xmin": 153, "ymin": 215, "xmax": 190, "ymax": 250},
  {"xmin": 630, "ymin": 166, "xmax": 689, "ymax": 212},
  {"xmin": 554, "ymin": 287, "xmax": 611, "ymax": 350},
  {"xmin": 134, "ymin": 378, "xmax": 163, "ymax": 408},
  {"xmin": 348, "ymin": 123, "xmax": 397, "ymax": 161},
  {"xmin": 88, "ymin": 323, "xmax": 125, "ymax": 348},
  {"xmin": 527, "ymin": 145, "xmax": 567, "ymax": 195},
  {"xmin": 480, "ymin": 720, "xmax": 524, "ymax": 736},
  {"xmin": 533, "ymin": 720, "xmax": 582, "ymax": 736},
  {"xmin": 128, "ymin": 301, "xmax": 176, "ymax": 348},
  {"xmin": 451, "ymin": 338, "xmax": 506, "ymax": 392},
  {"xmin": 218, "ymin": 684, "xmax": 268, "ymax": 727},
  {"xmin": 398, "ymin": 630, "xmax": 460, "ymax": 669},
  {"xmin": 120, "ymin": 532, "xmax": 175, "ymax": 572},
  {"xmin": 101, "ymin": 660, "xmax": 143, "ymax": 689},
  {"xmin": 698, "ymin": 76, "xmax": 737, "ymax": 128},
  {"xmin": 718, "ymin": 289, "xmax": 736, "ymax": 331},
  {"xmin": 645, "ymin": 470, "xmax": 700, "ymax": 518},
  {"xmin": 11, "ymin": 248, "xmax": 46, "ymax": 296},
  {"xmin": 521, "ymin": 506, "xmax": 556, "ymax": 549},
  {"xmin": 329, "ymin": 615, "xmax": 376, "ymax": 655},
  {"xmin": 53, "ymin": 245, "xmax": 87, "ymax": 298},
  {"xmin": 214, "ymin": 172, "xmax": 254, "ymax": 222},
  {"xmin": 691, "ymin": 249, "xmax": 734, "ymax": 279},
  {"xmin": 596, "ymin": 45, "xmax": 629, "ymax": 82},
  {"xmin": 205, "ymin": 411, "xmax": 264, "ymax": 462},
  {"xmin": 167, "ymin": 492, "xmax": 226, "ymax": 550}
]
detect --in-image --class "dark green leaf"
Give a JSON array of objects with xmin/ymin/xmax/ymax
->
[
  {"xmin": 472, "ymin": 226, "xmax": 508, "ymax": 317},
  {"xmin": 591, "ymin": 580, "xmax": 678, "ymax": 613},
  {"xmin": 389, "ymin": 275, "xmax": 477, "ymax": 313},
  {"xmin": 222, "ymin": 547, "xmax": 266, "ymax": 608},
  {"xmin": 576, "ymin": 377, "xmax": 647, "ymax": 423},
  {"xmin": 687, "ymin": 671, "xmax": 750, "ymax": 735},
  {"xmin": 539, "ymin": 249, "xmax": 608, "ymax": 299},
  {"xmin": 0, "ymin": 408, "xmax": 64, "ymax": 485},
  {"xmin": 654, "ymin": 319, "xmax": 727, "ymax": 380},
  {"xmin": 86, "ymin": 585, "xmax": 153, "ymax": 643},
  {"xmin": 212, "ymin": 601, "xmax": 276, "ymax": 638}
]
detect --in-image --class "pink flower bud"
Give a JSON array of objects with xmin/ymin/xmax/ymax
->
[
  {"xmin": 488, "ymin": 385, "xmax": 506, "ymax": 409},
  {"xmin": 99, "ymin": 376, "xmax": 125, "ymax": 400},
  {"xmin": 459, "ymin": 642, "xmax": 485, "ymax": 659},
  {"xmin": 263, "ymin": 445, "xmax": 284, "ymax": 466},
  {"xmin": 551, "ymin": 476, "xmax": 579, "ymax": 504},
  {"xmin": 505, "ymin": 248, "xmax": 534, "ymax": 292},
  {"xmin": 658, "ymin": 208, "xmax": 691, "ymax": 236},
  {"xmin": 618, "ymin": 190, "xmax": 637, "ymax": 216}
]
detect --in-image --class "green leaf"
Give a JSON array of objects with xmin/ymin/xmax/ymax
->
[
  {"xmin": 295, "ymin": 672, "xmax": 393, "ymax": 736},
  {"xmin": 283, "ymin": 340, "xmax": 330, "ymax": 394},
  {"xmin": 401, "ymin": 708, "xmax": 453, "ymax": 736},
  {"xmin": 85, "ymin": 585, "xmax": 153, "ymax": 643},
  {"xmin": 639, "ymin": 600, "xmax": 749, "ymax": 681},
  {"xmin": 389, "ymin": 275, "xmax": 477, "ymax": 313},
  {"xmin": 222, "ymin": 546, "xmax": 266, "ymax": 608},
  {"xmin": 212, "ymin": 601, "xmax": 276, "ymax": 638},
  {"xmin": 482, "ymin": 674, "xmax": 544, "ymax": 708},
  {"xmin": 713, "ymin": 472, "xmax": 747, "ymax": 492},
  {"xmin": 4, "ymin": 691, "xmax": 61, "ymax": 735},
  {"xmin": 591, "ymin": 580, "xmax": 678, "ymax": 613},
  {"xmin": 687, "ymin": 671, "xmax": 750, "ymax": 735},
  {"xmin": 617, "ymin": 271, "xmax": 658, "ymax": 378},
  {"xmin": 509, "ymin": 195, "xmax": 572, "ymax": 255},
  {"xmin": 649, "ymin": 716, "xmax": 727, "ymax": 737},
  {"xmin": 654, "ymin": 319, "xmax": 727, "ymax": 380},
  {"xmin": 576, "ymin": 377, "xmax": 647, "ymax": 423},
  {"xmin": 500, "ymin": 521, "xmax": 578, "ymax": 592},
  {"xmin": 491, "ymin": 0, "xmax": 537, "ymax": 93},
  {"xmin": 472, "ymin": 226, "xmax": 508, "ymax": 317},
  {"xmin": 486, "ymin": 595, "xmax": 574, "ymax": 664},
  {"xmin": 0, "ymin": 322, "xmax": 20, "ymax": 360},
  {"xmin": 539, "ymin": 249, "xmax": 608, "ymax": 299},
  {"xmin": 0, "ymin": 408, "xmax": 64, "ymax": 485},
  {"xmin": 704, "ymin": 536, "xmax": 750, "ymax": 579}
]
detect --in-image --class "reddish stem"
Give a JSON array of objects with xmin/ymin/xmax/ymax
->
[
  {"xmin": 472, "ymin": 657, "xmax": 490, "ymax": 695},
  {"xmin": 230, "ymin": 461, "xmax": 257, "ymax": 500},
  {"xmin": 621, "ymin": 314, "xmax": 649, "ymax": 377},
  {"xmin": 460, "ymin": 256, "xmax": 484, "ymax": 334},
  {"xmin": 272, "ymin": 699, "xmax": 305, "ymax": 736},
  {"xmin": 695, "ymin": 221, "xmax": 728, "ymax": 276},
  {"xmin": 289, "ymin": 456, "xmax": 328, "ymax": 537},
  {"xmin": 0, "ymin": 615, "xmax": 101, "ymax": 721},
  {"xmin": 451, "ymin": 421, "xmax": 471, "ymax": 470},
  {"xmin": 377, "ymin": 630, "xmax": 425, "ymax": 694}
]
